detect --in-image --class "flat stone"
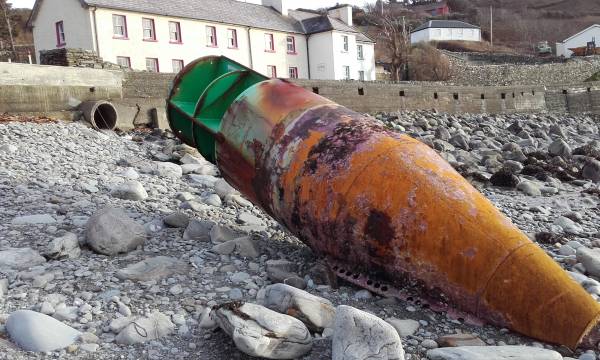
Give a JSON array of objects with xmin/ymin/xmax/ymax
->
[
  {"xmin": 110, "ymin": 181, "xmax": 148, "ymax": 201},
  {"xmin": 154, "ymin": 161, "xmax": 183, "ymax": 178},
  {"xmin": 210, "ymin": 224, "xmax": 239, "ymax": 244},
  {"xmin": 262, "ymin": 283, "xmax": 336, "ymax": 332},
  {"xmin": 116, "ymin": 256, "xmax": 189, "ymax": 282},
  {"xmin": 213, "ymin": 236, "xmax": 260, "ymax": 258},
  {"xmin": 577, "ymin": 247, "xmax": 600, "ymax": 278},
  {"xmin": 86, "ymin": 207, "xmax": 146, "ymax": 256},
  {"xmin": 555, "ymin": 216, "xmax": 583, "ymax": 235},
  {"xmin": 238, "ymin": 212, "xmax": 263, "ymax": 226},
  {"xmin": 115, "ymin": 312, "xmax": 175, "ymax": 345},
  {"xmin": 437, "ymin": 334, "xmax": 486, "ymax": 347},
  {"xmin": 183, "ymin": 219, "xmax": 215, "ymax": 241},
  {"xmin": 333, "ymin": 305, "xmax": 404, "ymax": 360},
  {"xmin": 517, "ymin": 180, "xmax": 541, "ymax": 196},
  {"xmin": 214, "ymin": 302, "xmax": 312, "ymax": 359},
  {"xmin": 0, "ymin": 248, "xmax": 46, "ymax": 270},
  {"xmin": 11, "ymin": 214, "xmax": 56, "ymax": 225},
  {"xmin": 386, "ymin": 318, "xmax": 420, "ymax": 337},
  {"xmin": 6, "ymin": 310, "xmax": 81, "ymax": 352},
  {"xmin": 426, "ymin": 346, "xmax": 562, "ymax": 360}
]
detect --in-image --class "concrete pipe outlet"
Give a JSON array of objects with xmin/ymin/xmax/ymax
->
[{"xmin": 80, "ymin": 101, "xmax": 118, "ymax": 130}]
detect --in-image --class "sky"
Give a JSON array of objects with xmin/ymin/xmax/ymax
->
[{"xmin": 8, "ymin": 0, "xmax": 373, "ymax": 9}]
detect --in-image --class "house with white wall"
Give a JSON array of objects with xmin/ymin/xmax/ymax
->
[
  {"xmin": 410, "ymin": 20, "xmax": 481, "ymax": 44},
  {"xmin": 556, "ymin": 24, "xmax": 600, "ymax": 58},
  {"xmin": 27, "ymin": 0, "xmax": 376, "ymax": 81}
]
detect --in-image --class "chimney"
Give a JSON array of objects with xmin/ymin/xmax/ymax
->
[
  {"xmin": 327, "ymin": 4, "xmax": 353, "ymax": 26},
  {"xmin": 262, "ymin": 0, "xmax": 293, "ymax": 17}
]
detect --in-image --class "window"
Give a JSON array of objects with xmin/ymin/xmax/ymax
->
[
  {"xmin": 267, "ymin": 65, "xmax": 277, "ymax": 78},
  {"xmin": 265, "ymin": 33, "xmax": 275, "ymax": 52},
  {"xmin": 227, "ymin": 29, "xmax": 238, "ymax": 49},
  {"xmin": 55, "ymin": 21, "xmax": 65, "ymax": 46},
  {"xmin": 286, "ymin": 36, "xmax": 296, "ymax": 54},
  {"xmin": 206, "ymin": 26, "xmax": 217, "ymax": 47},
  {"xmin": 343, "ymin": 66, "xmax": 350, "ymax": 80},
  {"xmin": 172, "ymin": 59, "xmax": 184, "ymax": 73},
  {"xmin": 357, "ymin": 44, "xmax": 364, "ymax": 60},
  {"xmin": 142, "ymin": 18, "xmax": 156, "ymax": 41},
  {"xmin": 146, "ymin": 58, "xmax": 159, "ymax": 72},
  {"xmin": 358, "ymin": 70, "xmax": 365, "ymax": 81},
  {"xmin": 169, "ymin": 22, "xmax": 182, "ymax": 43},
  {"xmin": 289, "ymin": 67, "xmax": 298, "ymax": 79},
  {"xmin": 112, "ymin": 15, "xmax": 127, "ymax": 38},
  {"xmin": 116, "ymin": 56, "xmax": 131, "ymax": 68},
  {"xmin": 342, "ymin": 35, "xmax": 349, "ymax": 52}
]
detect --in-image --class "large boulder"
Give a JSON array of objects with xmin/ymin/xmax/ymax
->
[
  {"xmin": 332, "ymin": 305, "xmax": 404, "ymax": 360},
  {"xmin": 214, "ymin": 302, "xmax": 312, "ymax": 359},
  {"xmin": 110, "ymin": 181, "xmax": 148, "ymax": 201},
  {"xmin": 0, "ymin": 248, "xmax": 46, "ymax": 270},
  {"xmin": 115, "ymin": 312, "xmax": 175, "ymax": 345},
  {"xmin": 86, "ymin": 207, "xmax": 146, "ymax": 255},
  {"xmin": 116, "ymin": 256, "xmax": 189, "ymax": 282},
  {"xmin": 426, "ymin": 346, "xmax": 562, "ymax": 360},
  {"xmin": 6, "ymin": 310, "xmax": 81, "ymax": 352}
]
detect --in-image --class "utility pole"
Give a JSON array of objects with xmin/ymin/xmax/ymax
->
[{"xmin": 490, "ymin": 5, "xmax": 493, "ymax": 49}]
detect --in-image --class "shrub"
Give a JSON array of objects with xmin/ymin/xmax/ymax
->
[{"xmin": 408, "ymin": 45, "xmax": 450, "ymax": 81}]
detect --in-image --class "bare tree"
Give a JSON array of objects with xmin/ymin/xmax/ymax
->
[
  {"xmin": 0, "ymin": 0, "xmax": 15, "ymax": 56},
  {"xmin": 364, "ymin": 3, "xmax": 412, "ymax": 81}
]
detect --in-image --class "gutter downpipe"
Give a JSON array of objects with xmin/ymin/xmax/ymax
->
[
  {"xmin": 91, "ymin": 7, "xmax": 100, "ymax": 55},
  {"xmin": 247, "ymin": 27, "xmax": 253, "ymax": 70},
  {"xmin": 306, "ymin": 34, "xmax": 311, "ymax": 79}
]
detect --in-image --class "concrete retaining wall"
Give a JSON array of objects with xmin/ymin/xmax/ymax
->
[{"xmin": 1, "ymin": 63, "xmax": 600, "ymax": 128}]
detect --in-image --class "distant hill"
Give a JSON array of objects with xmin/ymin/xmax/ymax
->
[{"xmin": 452, "ymin": 0, "xmax": 600, "ymax": 52}]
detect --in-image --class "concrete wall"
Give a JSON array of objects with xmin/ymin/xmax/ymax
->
[
  {"xmin": 31, "ymin": 0, "xmax": 94, "ymax": 62},
  {"xmin": 2, "ymin": 63, "xmax": 600, "ymax": 127}
]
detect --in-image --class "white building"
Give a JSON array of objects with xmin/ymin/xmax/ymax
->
[
  {"xmin": 27, "ymin": 0, "xmax": 376, "ymax": 81},
  {"xmin": 410, "ymin": 20, "xmax": 481, "ymax": 44},
  {"xmin": 556, "ymin": 24, "xmax": 600, "ymax": 58}
]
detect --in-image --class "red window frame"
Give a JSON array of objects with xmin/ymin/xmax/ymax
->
[
  {"xmin": 55, "ymin": 21, "xmax": 66, "ymax": 47},
  {"xmin": 112, "ymin": 14, "xmax": 128, "ymax": 39},
  {"xmin": 267, "ymin": 65, "xmax": 277, "ymax": 78},
  {"xmin": 172, "ymin": 59, "xmax": 184, "ymax": 73},
  {"xmin": 116, "ymin": 56, "xmax": 131, "ymax": 68},
  {"xmin": 146, "ymin": 58, "xmax": 159, "ymax": 72},
  {"xmin": 227, "ymin": 28, "xmax": 238, "ymax": 49},
  {"xmin": 265, "ymin": 33, "xmax": 275, "ymax": 52},
  {"xmin": 206, "ymin": 26, "xmax": 217, "ymax": 47},
  {"xmin": 288, "ymin": 67, "xmax": 298, "ymax": 79},
  {"xmin": 169, "ymin": 21, "xmax": 182, "ymax": 44},
  {"xmin": 142, "ymin": 18, "xmax": 156, "ymax": 41},
  {"xmin": 286, "ymin": 36, "xmax": 296, "ymax": 54}
]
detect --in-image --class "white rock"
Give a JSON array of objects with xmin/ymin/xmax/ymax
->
[
  {"xmin": 85, "ymin": 207, "xmax": 146, "ymax": 256},
  {"xmin": 115, "ymin": 312, "xmax": 175, "ymax": 345},
  {"xmin": 214, "ymin": 302, "xmax": 312, "ymax": 359},
  {"xmin": 262, "ymin": 283, "xmax": 336, "ymax": 331},
  {"xmin": 110, "ymin": 181, "xmax": 148, "ymax": 201},
  {"xmin": 199, "ymin": 308, "xmax": 218, "ymax": 330},
  {"xmin": 154, "ymin": 161, "xmax": 183, "ymax": 178},
  {"xmin": 554, "ymin": 216, "xmax": 583, "ymax": 235},
  {"xmin": 426, "ymin": 346, "xmax": 562, "ymax": 360},
  {"xmin": 0, "ymin": 248, "xmax": 46, "ymax": 270},
  {"xmin": 6, "ymin": 310, "xmax": 81, "ymax": 352},
  {"xmin": 183, "ymin": 219, "xmax": 215, "ymax": 241},
  {"xmin": 11, "ymin": 214, "xmax": 56, "ymax": 225},
  {"xmin": 577, "ymin": 247, "xmax": 600, "ymax": 278},
  {"xmin": 332, "ymin": 305, "xmax": 404, "ymax": 360},
  {"xmin": 386, "ymin": 318, "xmax": 421, "ymax": 337}
]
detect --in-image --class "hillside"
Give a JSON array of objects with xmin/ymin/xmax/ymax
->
[{"xmin": 453, "ymin": 0, "xmax": 600, "ymax": 53}]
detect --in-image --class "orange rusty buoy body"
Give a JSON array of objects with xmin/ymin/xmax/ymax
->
[{"xmin": 167, "ymin": 56, "xmax": 600, "ymax": 349}]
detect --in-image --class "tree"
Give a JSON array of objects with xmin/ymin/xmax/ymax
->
[
  {"xmin": 0, "ymin": 0, "xmax": 15, "ymax": 54},
  {"xmin": 364, "ymin": 3, "xmax": 412, "ymax": 81}
]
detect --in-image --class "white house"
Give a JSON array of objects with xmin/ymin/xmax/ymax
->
[
  {"xmin": 27, "ymin": 0, "xmax": 376, "ymax": 81},
  {"xmin": 556, "ymin": 24, "xmax": 600, "ymax": 58},
  {"xmin": 410, "ymin": 20, "xmax": 481, "ymax": 44}
]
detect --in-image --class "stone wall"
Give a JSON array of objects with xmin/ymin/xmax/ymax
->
[
  {"xmin": 39, "ymin": 48, "xmax": 123, "ymax": 70},
  {"xmin": 446, "ymin": 56, "xmax": 600, "ymax": 86}
]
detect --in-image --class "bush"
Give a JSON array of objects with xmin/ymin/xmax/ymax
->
[{"xmin": 408, "ymin": 45, "xmax": 450, "ymax": 81}]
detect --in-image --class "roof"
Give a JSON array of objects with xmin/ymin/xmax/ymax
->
[
  {"xmin": 412, "ymin": 20, "xmax": 480, "ymax": 33},
  {"xmin": 29, "ymin": 0, "xmax": 373, "ymax": 42},
  {"xmin": 289, "ymin": 10, "xmax": 374, "ymax": 43},
  {"xmin": 558, "ymin": 24, "xmax": 600, "ymax": 44}
]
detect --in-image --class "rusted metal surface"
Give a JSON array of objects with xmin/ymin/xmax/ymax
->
[{"xmin": 211, "ymin": 78, "xmax": 600, "ymax": 349}]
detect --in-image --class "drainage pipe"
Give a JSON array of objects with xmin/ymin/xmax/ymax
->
[{"xmin": 79, "ymin": 100, "xmax": 118, "ymax": 131}]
